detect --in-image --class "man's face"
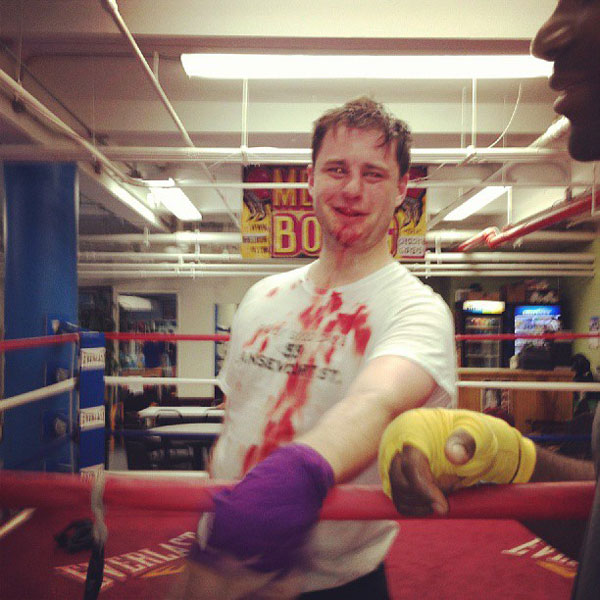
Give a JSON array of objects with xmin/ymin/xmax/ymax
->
[
  {"xmin": 308, "ymin": 126, "xmax": 408, "ymax": 253},
  {"xmin": 531, "ymin": 0, "xmax": 600, "ymax": 161}
]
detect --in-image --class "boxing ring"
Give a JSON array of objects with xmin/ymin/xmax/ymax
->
[
  {"xmin": 0, "ymin": 477, "xmax": 595, "ymax": 599},
  {"xmin": 1, "ymin": 329, "xmax": 600, "ymax": 599}
]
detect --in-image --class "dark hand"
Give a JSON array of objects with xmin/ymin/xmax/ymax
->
[{"xmin": 388, "ymin": 429, "xmax": 475, "ymax": 516}]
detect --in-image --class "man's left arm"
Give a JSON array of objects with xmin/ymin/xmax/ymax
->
[{"xmin": 297, "ymin": 354, "xmax": 436, "ymax": 482}]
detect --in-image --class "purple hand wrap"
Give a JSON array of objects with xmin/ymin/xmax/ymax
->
[{"xmin": 195, "ymin": 443, "xmax": 334, "ymax": 572}]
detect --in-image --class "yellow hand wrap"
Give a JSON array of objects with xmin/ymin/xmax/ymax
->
[{"xmin": 378, "ymin": 408, "xmax": 536, "ymax": 499}]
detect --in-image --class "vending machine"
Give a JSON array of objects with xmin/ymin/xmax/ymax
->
[
  {"xmin": 514, "ymin": 304, "xmax": 562, "ymax": 356},
  {"xmin": 459, "ymin": 300, "xmax": 506, "ymax": 368}
]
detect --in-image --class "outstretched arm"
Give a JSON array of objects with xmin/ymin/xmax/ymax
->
[
  {"xmin": 189, "ymin": 356, "xmax": 437, "ymax": 576},
  {"xmin": 381, "ymin": 408, "xmax": 595, "ymax": 517},
  {"xmin": 530, "ymin": 446, "xmax": 595, "ymax": 481},
  {"xmin": 298, "ymin": 354, "xmax": 436, "ymax": 482},
  {"xmin": 172, "ymin": 355, "xmax": 440, "ymax": 600}
]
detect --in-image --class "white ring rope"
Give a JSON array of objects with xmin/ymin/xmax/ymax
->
[
  {"xmin": 106, "ymin": 376, "xmax": 599, "ymax": 393},
  {"xmin": 0, "ymin": 508, "xmax": 36, "ymax": 540},
  {"xmin": 105, "ymin": 376, "xmax": 600, "ymax": 393},
  {"xmin": 458, "ymin": 380, "xmax": 600, "ymax": 392},
  {"xmin": 0, "ymin": 378, "xmax": 77, "ymax": 413},
  {"xmin": 90, "ymin": 470, "xmax": 108, "ymax": 547},
  {"xmin": 104, "ymin": 376, "xmax": 220, "ymax": 386}
]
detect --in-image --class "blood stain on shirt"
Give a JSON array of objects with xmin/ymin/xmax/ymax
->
[
  {"xmin": 323, "ymin": 304, "xmax": 371, "ymax": 356},
  {"xmin": 242, "ymin": 289, "xmax": 371, "ymax": 473},
  {"xmin": 242, "ymin": 342, "xmax": 315, "ymax": 472},
  {"xmin": 266, "ymin": 287, "xmax": 279, "ymax": 298},
  {"xmin": 324, "ymin": 338, "xmax": 338, "ymax": 364},
  {"xmin": 243, "ymin": 356, "xmax": 315, "ymax": 471},
  {"xmin": 299, "ymin": 291, "xmax": 342, "ymax": 330},
  {"xmin": 243, "ymin": 324, "xmax": 281, "ymax": 349}
]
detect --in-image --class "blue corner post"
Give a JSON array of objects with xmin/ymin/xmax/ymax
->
[
  {"xmin": 1, "ymin": 163, "xmax": 78, "ymax": 471},
  {"xmin": 78, "ymin": 332, "xmax": 106, "ymax": 478}
]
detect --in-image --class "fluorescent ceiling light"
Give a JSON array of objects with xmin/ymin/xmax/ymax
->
[
  {"xmin": 444, "ymin": 186, "xmax": 511, "ymax": 221},
  {"xmin": 148, "ymin": 179, "xmax": 202, "ymax": 221},
  {"xmin": 112, "ymin": 184, "xmax": 159, "ymax": 226},
  {"xmin": 181, "ymin": 54, "xmax": 551, "ymax": 80}
]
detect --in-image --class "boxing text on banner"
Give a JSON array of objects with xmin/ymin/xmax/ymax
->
[{"xmin": 241, "ymin": 165, "xmax": 427, "ymax": 259}]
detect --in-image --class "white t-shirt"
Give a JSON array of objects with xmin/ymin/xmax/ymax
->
[{"xmin": 212, "ymin": 262, "xmax": 456, "ymax": 591}]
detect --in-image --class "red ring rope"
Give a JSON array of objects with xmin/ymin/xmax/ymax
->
[
  {"xmin": 103, "ymin": 332, "xmax": 600, "ymax": 343},
  {"xmin": 105, "ymin": 333, "xmax": 230, "ymax": 342},
  {"xmin": 455, "ymin": 332, "xmax": 600, "ymax": 341},
  {"xmin": 0, "ymin": 333, "xmax": 79, "ymax": 352},
  {"xmin": 1, "ymin": 332, "xmax": 597, "ymax": 351},
  {"xmin": 102, "ymin": 331, "xmax": 600, "ymax": 343},
  {"xmin": 0, "ymin": 471, "xmax": 594, "ymax": 520}
]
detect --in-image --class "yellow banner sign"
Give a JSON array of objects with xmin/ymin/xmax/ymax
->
[{"xmin": 241, "ymin": 166, "xmax": 427, "ymax": 259}]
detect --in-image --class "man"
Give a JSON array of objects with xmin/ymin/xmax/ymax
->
[
  {"xmin": 532, "ymin": 0, "xmax": 600, "ymax": 162},
  {"xmin": 175, "ymin": 97, "xmax": 456, "ymax": 599},
  {"xmin": 381, "ymin": 2, "xmax": 600, "ymax": 596}
]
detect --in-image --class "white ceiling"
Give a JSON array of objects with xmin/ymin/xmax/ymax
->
[{"xmin": 0, "ymin": 0, "xmax": 597, "ymax": 260}]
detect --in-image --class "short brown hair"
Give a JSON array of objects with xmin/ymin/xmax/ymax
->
[{"xmin": 311, "ymin": 97, "xmax": 412, "ymax": 176}]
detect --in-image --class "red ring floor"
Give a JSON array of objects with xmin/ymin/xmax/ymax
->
[{"xmin": 0, "ymin": 508, "xmax": 576, "ymax": 599}]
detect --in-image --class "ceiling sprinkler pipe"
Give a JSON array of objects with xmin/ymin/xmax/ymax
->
[
  {"xmin": 456, "ymin": 227, "xmax": 499, "ymax": 252},
  {"xmin": 487, "ymin": 194, "xmax": 594, "ymax": 249},
  {"xmin": 457, "ymin": 193, "xmax": 595, "ymax": 251},
  {"xmin": 100, "ymin": 0, "xmax": 240, "ymax": 229}
]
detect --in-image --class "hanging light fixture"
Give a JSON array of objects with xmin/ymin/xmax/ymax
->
[
  {"xmin": 444, "ymin": 186, "xmax": 511, "ymax": 221},
  {"xmin": 181, "ymin": 54, "xmax": 552, "ymax": 80},
  {"xmin": 147, "ymin": 179, "xmax": 202, "ymax": 221}
]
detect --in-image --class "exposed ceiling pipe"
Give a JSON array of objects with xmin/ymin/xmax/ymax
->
[
  {"xmin": 79, "ymin": 252, "xmax": 246, "ymax": 262},
  {"xmin": 568, "ymin": 163, "xmax": 599, "ymax": 226},
  {"xmin": 79, "ymin": 229, "xmax": 596, "ymax": 247},
  {"xmin": 429, "ymin": 117, "xmax": 572, "ymax": 229},
  {"xmin": 0, "ymin": 144, "xmax": 570, "ymax": 165},
  {"xmin": 147, "ymin": 179, "xmax": 591, "ymax": 190},
  {"xmin": 487, "ymin": 193, "xmax": 597, "ymax": 249},
  {"xmin": 428, "ymin": 230, "xmax": 594, "ymax": 244},
  {"xmin": 458, "ymin": 192, "xmax": 598, "ymax": 251},
  {"xmin": 100, "ymin": 0, "xmax": 193, "ymax": 147},
  {"xmin": 420, "ymin": 252, "xmax": 594, "ymax": 263},
  {"xmin": 529, "ymin": 116, "xmax": 571, "ymax": 148},
  {"xmin": 471, "ymin": 78, "xmax": 477, "ymax": 148},
  {"xmin": 78, "ymin": 268, "xmax": 593, "ymax": 279},
  {"xmin": 0, "ymin": 147, "xmax": 589, "ymax": 187},
  {"xmin": 78, "ymin": 251, "xmax": 594, "ymax": 265},
  {"xmin": 410, "ymin": 263, "xmax": 591, "ymax": 271},
  {"xmin": 457, "ymin": 227, "xmax": 500, "ymax": 252},
  {"xmin": 80, "ymin": 262, "xmax": 303, "ymax": 272},
  {"xmin": 0, "ymin": 66, "xmax": 164, "ymax": 229},
  {"xmin": 100, "ymin": 0, "xmax": 240, "ymax": 230},
  {"xmin": 78, "ymin": 261, "xmax": 592, "ymax": 273},
  {"xmin": 80, "ymin": 231, "xmax": 242, "ymax": 245},
  {"xmin": 241, "ymin": 78, "xmax": 249, "ymax": 162},
  {"xmin": 79, "ymin": 270, "xmax": 277, "ymax": 279}
]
